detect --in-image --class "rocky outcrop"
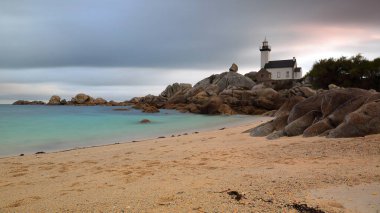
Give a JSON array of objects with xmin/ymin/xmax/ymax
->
[
  {"xmin": 13, "ymin": 100, "xmax": 45, "ymax": 105},
  {"xmin": 133, "ymin": 103, "xmax": 160, "ymax": 113},
  {"xmin": 188, "ymin": 71, "xmax": 255, "ymax": 96},
  {"xmin": 94, "ymin": 98, "xmax": 107, "ymax": 105},
  {"xmin": 13, "ymin": 94, "xmax": 124, "ymax": 106},
  {"xmin": 249, "ymin": 88, "xmax": 380, "ymax": 139},
  {"xmin": 160, "ymin": 83, "xmax": 192, "ymax": 100},
  {"xmin": 72, "ymin": 93, "xmax": 90, "ymax": 104},
  {"xmin": 48, "ymin": 95, "xmax": 61, "ymax": 105}
]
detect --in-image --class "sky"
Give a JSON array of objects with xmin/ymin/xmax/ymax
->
[{"xmin": 1, "ymin": 0, "xmax": 380, "ymax": 103}]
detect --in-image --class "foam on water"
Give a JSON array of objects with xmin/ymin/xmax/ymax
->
[{"xmin": 0, "ymin": 105, "xmax": 261, "ymax": 156}]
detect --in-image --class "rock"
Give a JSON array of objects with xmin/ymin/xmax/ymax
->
[
  {"xmin": 134, "ymin": 103, "xmax": 159, "ymax": 113},
  {"xmin": 326, "ymin": 96, "xmax": 368, "ymax": 127},
  {"xmin": 188, "ymin": 72, "xmax": 255, "ymax": 96},
  {"xmin": 250, "ymin": 88, "xmax": 380, "ymax": 139},
  {"xmin": 252, "ymin": 88, "xmax": 283, "ymax": 110},
  {"xmin": 160, "ymin": 83, "xmax": 192, "ymax": 99},
  {"xmin": 328, "ymin": 100, "xmax": 380, "ymax": 138},
  {"xmin": 328, "ymin": 84, "xmax": 340, "ymax": 90},
  {"xmin": 251, "ymin": 83, "xmax": 266, "ymax": 91},
  {"xmin": 188, "ymin": 91, "xmax": 210, "ymax": 105},
  {"xmin": 266, "ymin": 130, "xmax": 285, "ymax": 140},
  {"xmin": 250, "ymin": 115, "xmax": 288, "ymax": 137},
  {"xmin": 199, "ymin": 96, "xmax": 223, "ymax": 114},
  {"xmin": 218, "ymin": 104, "xmax": 235, "ymax": 115},
  {"xmin": 320, "ymin": 89, "xmax": 365, "ymax": 117},
  {"xmin": 275, "ymin": 96, "xmax": 305, "ymax": 117},
  {"xmin": 107, "ymin": 101, "xmax": 125, "ymax": 106},
  {"xmin": 12, "ymin": 100, "xmax": 45, "ymax": 105},
  {"xmin": 113, "ymin": 108, "xmax": 130, "ymax": 111},
  {"xmin": 284, "ymin": 110, "xmax": 322, "ymax": 136},
  {"xmin": 252, "ymin": 88, "xmax": 278, "ymax": 98},
  {"xmin": 48, "ymin": 95, "xmax": 61, "ymax": 105},
  {"xmin": 129, "ymin": 97, "xmax": 142, "ymax": 104},
  {"xmin": 303, "ymin": 118, "xmax": 334, "ymax": 137},
  {"xmin": 186, "ymin": 103, "xmax": 200, "ymax": 113},
  {"xmin": 244, "ymin": 71, "xmax": 258, "ymax": 82},
  {"xmin": 60, "ymin": 99, "xmax": 67, "ymax": 105},
  {"xmin": 229, "ymin": 63, "xmax": 238, "ymax": 72},
  {"xmin": 288, "ymin": 86, "xmax": 316, "ymax": 98},
  {"xmin": 262, "ymin": 110, "xmax": 277, "ymax": 117},
  {"xmin": 288, "ymin": 89, "xmax": 371, "ymax": 123},
  {"xmin": 94, "ymin": 98, "xmax": 107, "ymax": 105},
  {"xmin": 235, "ymin": 106, "xmax": 266, "ymax": 115},
  {"xmin": 140, "ymin": 119, "xmax": 151, "ymax": 124},
  {"xmin": 73, "ymin": 93, "xmax": 90, "ymax": 104}
]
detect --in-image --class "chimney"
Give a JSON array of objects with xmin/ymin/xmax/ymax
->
[{"xmin": 293, "ymin": 57, "xmax": 296, "ymax": 61}]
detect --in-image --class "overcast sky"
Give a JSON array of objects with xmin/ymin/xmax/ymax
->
[{"xmin": 1, "ymin": 0, "xmax": 379, "ymax": 103}]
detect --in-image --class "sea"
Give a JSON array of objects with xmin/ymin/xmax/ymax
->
[{"xmin": 0, "ymin": 105, "xmax": 261, "ymax": 157}]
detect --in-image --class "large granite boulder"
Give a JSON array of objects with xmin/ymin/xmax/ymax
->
[
  {"xmin": 303, "ymin": 118, "xmax": 334, "ymax": 137},
  {"xmin": 48, "ymin": 95, "xmax": 61, "ymax": 105},
  {"xmin": 284, "ymin": 110, "xmax": 322, "ymax": 136},
  {"xmin": 73, "ymin": 93, "xmax": 90, "ymax": 104},
  {"xmin": 250, "ymin": 115, "xmax": 288, "ymax": 137},
  {"xmin": 252, "ymin": 88, "xmax": 283, "ymax": 110},
  {"xmin": 249, "ymin": 87, "xmax": 380, "ymax": 139},
  {"xmin": 328, "ymin": 100, "xmax": 380, "ymax": 138},
  {"xmin": 274, "ymin": 96, "xmax": 305, "ymax": 117},
  {"xmin": 229, "ymin": 63, "xmax": 238, "ymax": 72}
]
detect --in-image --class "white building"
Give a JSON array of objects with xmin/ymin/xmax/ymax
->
[{"xmin": 259, "ymin": 38, "xmax": 302, "ymax": 80}]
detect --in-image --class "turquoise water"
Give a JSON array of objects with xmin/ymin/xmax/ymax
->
[{"xmin": 0, "ymin": 105, "xmax": 259, "ymax": 157}]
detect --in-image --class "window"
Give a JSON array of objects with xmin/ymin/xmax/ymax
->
[
  {"xmin": 286, "ymin": 71, "xmax": 290, "ymax": 78},
  {"xmin": 277, "ymin": 72, "xmax": 281, "ymax": 78}
]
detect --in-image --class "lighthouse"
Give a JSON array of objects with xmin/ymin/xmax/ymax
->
[{"xmin": 259, "ymin": 38, "xmax": 271, "ymax": 68}]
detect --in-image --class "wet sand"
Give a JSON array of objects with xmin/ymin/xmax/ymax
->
[{"xmin": 0, "ymin": 119, "xmax": 379, "ymax": 212}]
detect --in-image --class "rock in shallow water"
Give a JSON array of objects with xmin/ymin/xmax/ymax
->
[
  {"xmin": 140, "ymin": 119, "xmax": 151, "ymax": 124},
  {"xmin": 48, "ymin": 95, "xmax": 61, "ymax": 105}
]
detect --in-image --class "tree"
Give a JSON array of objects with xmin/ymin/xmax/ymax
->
[{"xmin": 307, "ymin": 54, "xmax": 380, "ymax": 91}]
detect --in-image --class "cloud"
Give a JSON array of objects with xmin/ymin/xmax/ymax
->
[
  {"xmin": 0, "ymin": 0, "xmax": 379, "ymax": 103},
  {"xmin": 1, "ymin": 0, "xmax": 378, "ymax": 69}
]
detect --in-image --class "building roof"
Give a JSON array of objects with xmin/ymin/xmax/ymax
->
[{"xmin": 264, "ymin": 59, "xmax": 296, "ymax": 69}]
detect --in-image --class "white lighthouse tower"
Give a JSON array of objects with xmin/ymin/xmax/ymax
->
[{"xmin": 259, "ymin": 38, "xmax": 271, "ymax": 68}]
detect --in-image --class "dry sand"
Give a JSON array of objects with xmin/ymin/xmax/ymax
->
[{"xmin": 0, "ymin": 119, "xmax": 379, "ymax": 212}]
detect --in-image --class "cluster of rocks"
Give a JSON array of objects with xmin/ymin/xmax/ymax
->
[
  {"xmin": 128, "ymin": 63, "xmax": 314, "ymax": 116},
  {"xmin": 12, "ymin": 63, "xmax": 380, "ymax": 138},
  {"xmin": 12, "ymin": 100, "xmax": 45, "ymax": 105},
  {"xmin": 14, "ymin": 93, "xmax": 128, "ymax": 107},
  {"xmin": 249, "ymin": 87, "xmax": 380, "ymax": 138}
]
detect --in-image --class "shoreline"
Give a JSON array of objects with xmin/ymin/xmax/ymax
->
[
  {"xmin": 0, "ymin": 119, "xmax": 379, "ymax": 212},
  {"xmin": 0, "ymin": 115, "xmax": 270, "ymax": 159}
]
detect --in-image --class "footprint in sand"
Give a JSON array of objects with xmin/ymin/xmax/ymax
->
[{"xmin": 6, "ymin": 196, "xmax": 41, "ymax": 208}]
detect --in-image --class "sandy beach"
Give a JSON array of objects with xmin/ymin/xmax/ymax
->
[{"xmin": 0, "ymin": 118, "xmax": 379, "ymax": 212}]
